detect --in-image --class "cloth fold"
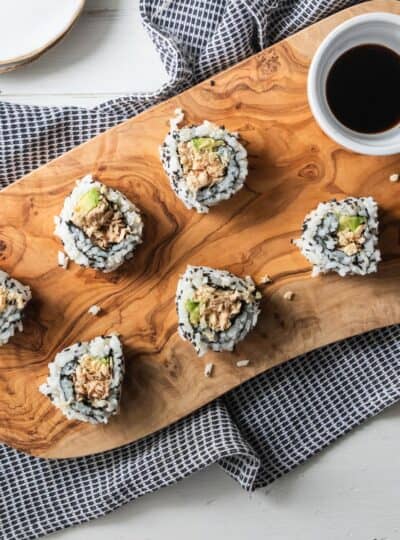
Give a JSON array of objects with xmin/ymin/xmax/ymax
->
[{"xmin": 2, "ymin": 1, "xmax": 399, "ymax": 539}]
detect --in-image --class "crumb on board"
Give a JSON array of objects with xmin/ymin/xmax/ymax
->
[
  {"xmin": 236, "ymin": 359, "xmax": 250, "ymax": 368},
  {"xmin": 57, "ymin": 251, "xmax": 69, "ymax": 270},
  {"xmin": 389, "ymin": 173, "xmax": 399, "ymax": 183},
  {"xmin": 283, "ymin": 290, "xmax": 295, "ymax": 301},
  {"xmin": 210, "ymin": 80, "xmax": 215, "ymax": 86},
  {"xmin": 204, "ymin": 363, "xmax": 214, "ymax": 377},
  {"xmin": 259, "ymin": 274, "xmax": 272, "ymax": 284},
  {"xmin": 170, "ymin": 107, "xmax": 184, "ymax": 129},
  {"xmin": 88, "ymin": 305, "xmax": 101, "ymax": 316}
]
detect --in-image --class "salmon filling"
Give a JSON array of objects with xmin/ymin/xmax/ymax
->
[
  {"xmin": 0, "ymin": 286, "xmax": 26, "ymax": 314},
  {"xmin": 73, "ymin": 354, "xmax": 113, "ymax": 402},
  {"xmin": 71, "ymin": 187, "xmax": 129, "ymax": 249},
  {"xmin": 178, "ymin": 137, "xmax": 229, "ymax": 192},
  {"xmin": 337, "ymin": 224, "xmax": 366, "ymax": 256},
  {"xmin": 186, "ymin": 284, "xmax": 256, "ymax": 332},
  {"xmin": 336, "ymin": 214, "xmax": 366, "ymax": 256}
]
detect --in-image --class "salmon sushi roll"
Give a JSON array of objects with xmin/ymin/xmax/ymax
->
[
  {"xmin": 294, "ymin": 196, "xmax": 380, "ymax": 277},
  {"xmin": 160, "ymin": 110, "xmax": 248, "ymax": 213},
  {"xmin": 55, "ymin": 175, "xmax": 143, "ymax": 272},
  {"xmin": 40, "ymin": 334, "xmax": 124, "ymax": 424},
  {"xmin": 176, "ymin": 265, "xmax": 261, "ymax": 356},
  {"xmin": 0, "ymin": 270, "xmax": 31, "ymax": 346}
]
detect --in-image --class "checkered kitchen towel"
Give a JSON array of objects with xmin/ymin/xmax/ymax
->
[{"xmin": 1, "ymin": 1, "xmax": 400, "ymax": 538}]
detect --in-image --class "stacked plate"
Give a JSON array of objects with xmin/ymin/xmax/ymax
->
[{"xmin": 0, "ymin": 0, "xmax": 85, "ymax": 73}]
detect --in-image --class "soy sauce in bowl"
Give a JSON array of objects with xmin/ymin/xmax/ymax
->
[{"xmin": 326, "ymin": 44, "xmax": 400, "ymax": 134}]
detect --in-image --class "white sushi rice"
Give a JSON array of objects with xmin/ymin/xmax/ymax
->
[
  {"xmin": 57, "ymin": 251, "xmax": 69, "ymax": 269},
  {"xmin": 39, "ymin": 334, "xmax": 124, "ymax": 424},
  {"xmin": 55, "ymin": 175, "xmax": 143, "ymax": 272},
  {"xmin": 204, "ymin": 362, "xmax": 214, "ymax": 377},
  {"xmin": 236, "ymin": 359, "xmax": 250, "ymax": 367},
  {"xmin": 176, "ymin": 265, "xmax": 260, "ymax": 356},
  {"xmin": 160, "ymin": 114, "xmax": 248, "ymax": 213},
  {"xmin": 0, "ymin": 270, "xmax": 31, "ymax": 346},
  {"xmin": 294, "ymin": 197, "xmax": 381, "ymax": 277}
]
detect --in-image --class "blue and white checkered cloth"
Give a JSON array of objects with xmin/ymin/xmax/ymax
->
[{"xmin": 2, "ymin": 1, "xmax": 400, "ymax": 539}]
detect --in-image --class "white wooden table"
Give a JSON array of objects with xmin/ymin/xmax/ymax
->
[{"xmin": 2, "ymin": 1, "xmax": 400, "ymax": 538}]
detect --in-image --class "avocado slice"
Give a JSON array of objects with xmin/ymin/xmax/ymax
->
[
  {"xmin": 338, "ymin": 214, "xmax": 366, "ymax": 232},
  {"xmin": 191, "ymin": 137, "xmax": 225, "ymax": 153},
  {"xmin": 185, "ymin": 298, "xmax": 201, "ymax": 326},
  {"xmin": 74, "ymin": 188, "xmax": 101, "ymax": 215}
]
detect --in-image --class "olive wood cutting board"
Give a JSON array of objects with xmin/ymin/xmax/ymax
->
[{"xmin": 1, "ymin": 0, "xmax": 399, "ymax": 458}]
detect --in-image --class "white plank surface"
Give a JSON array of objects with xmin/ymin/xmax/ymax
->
[
  {"xmin": 0, "ymin": 0, "xmax": 168, "ymax": 106},
  {"xmin": 1, "ymin": 1, "xmax": 400, "ymax": 539},
  {"xmin": 53, "ymin": 402, "xmax": 400, "ymax": 540}
]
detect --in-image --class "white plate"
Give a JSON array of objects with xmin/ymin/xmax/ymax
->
[{"xmin": 0, "ymin": 0, "xmax": 85, "ymax": 69}]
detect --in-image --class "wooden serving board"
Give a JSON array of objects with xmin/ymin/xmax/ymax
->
[{"xmin": 1, "ymin": 0, "xmax": 399, "ymax": 459}]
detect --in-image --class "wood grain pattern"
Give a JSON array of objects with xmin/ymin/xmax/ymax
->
[{"xmin": 0, "ymin": 0, "xmax": 399, "ymax": 458}]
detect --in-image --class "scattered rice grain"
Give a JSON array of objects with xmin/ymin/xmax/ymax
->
[
  {"xmin": 236, "ymin": 359, "xmax": 250, "ymax": 367},
  {"xmin": 88, "ymin": 305, "xmax": 101, "ymax": 316},
  {"xmin": 170, "ymin": 107, "xmax": 184, "ymax": 129},
  {"xmin": 57, "ymin": 251, "xmax": 69, "ymax": 270},
  {"xmin": 283, "ymin": 291, "xmax": 295, "ymax": 301},
  {"xmin": 204, "ymin": 363, "xmax": 214, "ymax": 377},
  {"xmin": 389, "ymin": 173, "xmax": 399, "ymax": 183}
]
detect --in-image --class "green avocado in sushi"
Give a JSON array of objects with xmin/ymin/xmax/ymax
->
[
  {"xmin": 294, "ymin": 197, "xmax": 380, "ymax": 277},
  {"xmin": 74, "ymin": 187, "xmax": 101, "ymax": 215},
  {"xmin": 40, "ymin": 335, "xmax": 125, "ymax": 424},
  {"xmin": 55, "ymin": 175, "xmax": 143, "ymax": 272},
  {"xmin": 176, "ymin": 265, "xmax": 261, "ymax": 356},
  {"xmin": 338, "ymin": 214, "xmax": 366, "ymax": 232},
  {"xmin": 160, "ymin": 110, "xmax": 248, "ymax": 213}
]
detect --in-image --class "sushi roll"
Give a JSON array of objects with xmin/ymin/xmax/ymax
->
[
  {"xmin": 0, "ymin": 270, "xmax": 31, "ymax": 346},
  {"xmin": 55, "ymin": 175, "xmax": 143, "ymax": 272},
  {"xmin": 160, "ymin": 110, "xmax": 248, "ymax": 213},
  {"xmin": 294, "ymin": 196, "xmax": 381, "ymax": 277},
  {"xmin": 40, "ymin": 335, "xmax": 124, "ymax": 424},
  {"xmin": 176, "ymin": 265, "xmax": 261, "ymax": 356}
]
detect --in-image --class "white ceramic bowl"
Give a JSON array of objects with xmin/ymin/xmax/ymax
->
[
  {"xmin": 308, "ymin": 12, "xmax": 400, "ymax": 156},
  {"xmin": 0, "ymin": 0, "xmax": 85, "ymax": 73}
]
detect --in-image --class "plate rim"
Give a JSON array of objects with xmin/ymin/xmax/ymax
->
[{"xmin": 0, "ymin": 0, "xmax": 86, "ymax": 67}]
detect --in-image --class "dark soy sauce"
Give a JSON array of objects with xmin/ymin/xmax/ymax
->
[{"xmin": 326, "ymin": 44, "xmax": 400, "ymax": 134}]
